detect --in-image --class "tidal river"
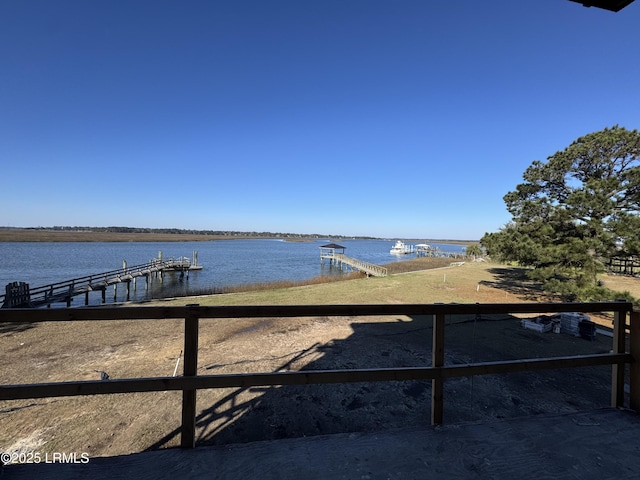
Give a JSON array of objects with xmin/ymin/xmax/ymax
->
[{"xmin": 0, "ymin": 239, "xmax": 466, "ymax": 305}]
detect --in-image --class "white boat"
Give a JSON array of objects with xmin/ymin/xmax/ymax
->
[
  {"xmin": 416, "ymin": 243, "xmax": 434, "ymax": 256},
  {"xmin": 390, "ymin": 240, "xmax": 414, "ymax": 255}
]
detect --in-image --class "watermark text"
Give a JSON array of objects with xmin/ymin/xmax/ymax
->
[{"xmin": 1, "ymin": 451, "xmax": 90, "ymax": 465}]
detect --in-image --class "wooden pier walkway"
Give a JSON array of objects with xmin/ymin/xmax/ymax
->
[
  {"xmin": 319, "ymin": 248, "xmax": 387, "ymax": 277},
  {"xmin": 319, "ymin": 243, "xmax": 387, "ymax": 277},
  {"xmin": 1, "ymin": 252, "xmax": 202, "ymax": 308},
  {"xmin": 324, "ymin": 253, "xmax": 387, "ymax": 277}
]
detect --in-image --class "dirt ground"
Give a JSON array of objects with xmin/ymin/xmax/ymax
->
[
  {"xmin": 0, "ymin": 263, "xmax": 631, "ymax": 460},
  {"xmin": 0, "ymin": 315, "xmax": 617, "ymax": 458}
]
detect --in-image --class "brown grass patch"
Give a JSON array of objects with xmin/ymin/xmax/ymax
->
[
  {"xmin": 383, "ymin": 256, "xmax": 460, "ymax": 274},
  {"xmin": 164, "ymin": 272, "xmax": 366, "ymax": 298}
]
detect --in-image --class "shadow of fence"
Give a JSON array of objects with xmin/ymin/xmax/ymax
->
[{"xmin": 148, "ymin": 313, "xmax": 613, "ymax": 449}]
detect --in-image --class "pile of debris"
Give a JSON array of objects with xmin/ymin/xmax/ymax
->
[{"xmin": 520, "ymin": 312, "xmax": 597, "ymax": 340}]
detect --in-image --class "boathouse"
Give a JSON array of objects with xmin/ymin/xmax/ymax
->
[{"xmin": 319, "ymin": 243, "xmax": 346, "ymax": 257}]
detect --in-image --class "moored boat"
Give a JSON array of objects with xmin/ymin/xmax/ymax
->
[{"xmin": 390, "ymin": 240, "xmax": 414, "ymax": 254}]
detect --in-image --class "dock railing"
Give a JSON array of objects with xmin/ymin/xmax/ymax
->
[
  {"xmin": 321, "ymin": 253, "xmax": 388, "ymax": 277},
  {"xmin": 0, "ymin": 301, "xmax": 637, "ymax": 449}
]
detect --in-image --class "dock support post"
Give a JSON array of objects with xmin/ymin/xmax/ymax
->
[
  {"xmin": 66, "ymin": 285, "xmax": 73, "ymax": 307},
  {"xmin": 101, "ymin": 288, "xmax": 106, "ymax": 304},
  {"xmin": 125, "ymin": 281, "xmax": 131, "ymax": 301},
  {"xmin": 181, "ymin": 304, "xmax": 200, "ymax": 448}
]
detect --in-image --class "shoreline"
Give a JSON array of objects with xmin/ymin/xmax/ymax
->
[
  {"xmin": 0, "ymin": 228, "xmax": 478, "ymax": 244},
  {"xmin": 0, "ymin": 230, "xmax": 299, "ymax": 243}
]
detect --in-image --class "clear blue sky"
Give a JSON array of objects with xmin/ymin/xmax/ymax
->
[{"xmin": 1, "ymin": 1, "xmax": 638, "ymax": 240}]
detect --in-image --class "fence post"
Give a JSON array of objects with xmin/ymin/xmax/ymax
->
[
  {"xmin": 630, "ymin": 311, "xmax": 640, "ymax": 411},
  {"xmin": 181, "ymin": 304, "xmax": 200, "ymax": 448},
  {"xmin": 612, "ymin": 304, "xmax": 627, "ymax": 408},
  {"xmin": 431, "ymin": 313, "xmax": 445, "ymax": 425}
]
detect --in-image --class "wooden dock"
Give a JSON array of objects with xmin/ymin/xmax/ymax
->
[
  {"xmin": 1, "ymin": 251, "xmax": 202, "ymax": 308},
  {"xmin": 319, "ymin": 244, "xmax": 387, "ymax": 277},
  {"xmin": 416, "ymin": 243, "xmax": 464, "ymax": 258},
  {"xmin": 323, "ymin": 253, "xmax": 388, "ymax": 277}
]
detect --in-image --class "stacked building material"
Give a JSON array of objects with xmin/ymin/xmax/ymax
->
[
  {"xmin": 520, "ymin": 319, "xmax": 553, "ymax": 333},
  {"xmin": 560, "ymin": 312, "xmax": 590, "ymax": 336},
  {"xmin": 578, "ymin": 320, "xmax": 597, "ymax": 341}
]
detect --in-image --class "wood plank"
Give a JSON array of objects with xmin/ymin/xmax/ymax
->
[
  {"xmin": 431, "ymin": 313, "xmax": 445, "ymax": 425},
  {"xmin": 630, "ymin": 311, "xmax": 640, "ymax": 411},
  {"xmin": 612, "ymin": 309, "xmax": 627, "ymax": 407},
  {"xmin": 181, "ymin": 307, "xmax": 199, "ymax": 448},
  {"xmin": 0, "ymin": 301, "xmax": 633, "ymax": 323}
]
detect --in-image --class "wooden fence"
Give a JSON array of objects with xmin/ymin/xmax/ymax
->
[
  {"xmin": 609, "ymin": 256, "xmax": 640, "ymax": 276},
  {"xmin": 0, "ymin": 301, "xmax": 637, "ymax": 449}
]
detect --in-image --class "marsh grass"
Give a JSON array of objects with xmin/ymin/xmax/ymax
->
[
  {"xmin": 151, "ymin": 271, "xmax": 366, "ymax": 299},
  {"xmin": 383, "ymin": 256, "xmax": 459, "ymax": 273},
  {"xmin": 151, "ymin": 257, "xmax": 469, "ymax": 300},
  {"xmin": 0, "ymin": 229, "xmax": 256, "ymax": 242}
]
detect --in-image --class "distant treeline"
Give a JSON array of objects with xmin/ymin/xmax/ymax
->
[{"xmin": 8, "ymin": 226, "xmax": 379, "ymax": 241}]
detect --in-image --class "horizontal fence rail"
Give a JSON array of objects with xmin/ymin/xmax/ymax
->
[
  {"xmin": 0, "ymin": 301, "xmax": 636, "ymax": 450},
  {"xmin": 2, "ymin": 354, "xmax": 630, "ymax": 400}
]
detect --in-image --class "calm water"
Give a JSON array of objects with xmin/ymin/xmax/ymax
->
[{"xmin": 0, "ymin": 239, "xmax": 466, "ymax": 305}]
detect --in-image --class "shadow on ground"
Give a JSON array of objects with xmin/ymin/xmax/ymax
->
[
  {"xmin": 480, "ymin": 267, "xmax": 546, "ymax": 300},
  {"xmin": 146, "ymin": 310, "xmax": 614, "ymax": 451},
  {"xmin": 0, "ymin": 321, "xmax": 36, "ymax": 335}
]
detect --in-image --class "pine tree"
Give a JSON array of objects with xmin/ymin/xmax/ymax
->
[{"xmin": 481, "ymin": 125, "xmax": 640, "ymax": 301}]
